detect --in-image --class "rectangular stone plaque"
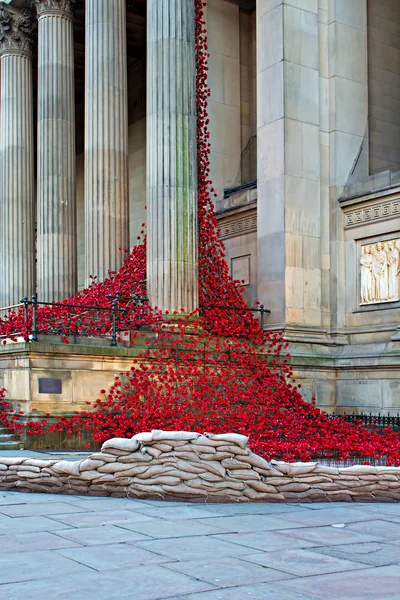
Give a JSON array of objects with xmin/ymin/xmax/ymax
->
[
  {"xmin": 38, "ymin": 378, "xmax": 62, "ymax": 394},
  {"xmin": 231, "ymin": 255, "xmax": 250, "ymax": 285}
]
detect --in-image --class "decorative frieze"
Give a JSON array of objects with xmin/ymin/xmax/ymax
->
[
  {"xmin": 0, "ymin": 8, "xmax": 34, "ymax": 56},
  {"xmin": 345, "ymin": 199, "xmax": 400, "ymax": 229},
  {"xmin": 360, "ymin": 238, "xmax": 400, "ymax": 305},
  {"xmin": 219, "ymin": 214, "xmax": 257, "ymax": 239}
]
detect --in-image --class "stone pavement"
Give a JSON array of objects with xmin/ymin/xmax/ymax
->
[{"xmin": 0, "ymin": 492, "xmax": 399, "ymax": 599}]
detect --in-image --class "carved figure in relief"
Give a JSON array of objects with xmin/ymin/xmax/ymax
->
[
  {"xmin": 387, "ymin": 240, "xmax": 400, "ymax": 300},
  {"xmin": 360, "ymin": 246, "xmax": 375, "ymax": 304},
  {"xmin": 373, "ymin": 242, "xmax": 389, "ymax": 302}
]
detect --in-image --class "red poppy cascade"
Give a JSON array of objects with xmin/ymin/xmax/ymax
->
[{"xmin": 0, "ymin": 1, "xmax": 399, "ymax": 464}]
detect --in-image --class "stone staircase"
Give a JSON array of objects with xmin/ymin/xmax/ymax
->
[{"xmin": 0, "ymin": 426, "xmax": 22, "ymax": 450}]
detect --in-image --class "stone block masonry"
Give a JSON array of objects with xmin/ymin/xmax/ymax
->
[{"xmin": 0, "ymin": 430, "xmax": 399, "ymax": 503}]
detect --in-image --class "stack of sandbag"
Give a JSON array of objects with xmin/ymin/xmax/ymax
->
[{"xmin": 0, "ymin": 430, "xmax": 399, "ymax": 502}]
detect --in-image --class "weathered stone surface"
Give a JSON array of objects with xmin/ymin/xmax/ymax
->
[
  {"xmin": 147, "ymin": 0, "xmax": 198, "ymax": 312},
  {"xmin": 85, "ymin": 0, "xmax": 128, "ymax": 283},
  {"xmin": 35, "ymin": 0, "xmax": 76, "ymax": 301}
]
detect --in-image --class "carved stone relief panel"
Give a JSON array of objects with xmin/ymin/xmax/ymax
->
[{"xmin": 360, "ymin": 238, "xmax": 400, "ymax": 305}]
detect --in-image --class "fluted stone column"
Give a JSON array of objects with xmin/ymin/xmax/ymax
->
[
  {"xmin": 0, "ymin": 8, "xmax": 35, "ymax": 306},
  {"xmin": 35, "ymin": 0, "xmax": 77, "ymax": 301},
  {"xmin": 147, "ymin": 0, "xmax": 198, "ymax": 313},
  {"xmin": 84, "ymin": 0, "xmax": 129, "ymax": 283}
]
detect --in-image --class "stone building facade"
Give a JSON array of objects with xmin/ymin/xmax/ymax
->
[{"xmin": 0, "ymin": 0, "xmax": 400, "ymax": 414}]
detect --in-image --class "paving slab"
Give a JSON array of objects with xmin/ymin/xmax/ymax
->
[
  {"xmin": 351, "ymin": 503, "xmax": 400, "ymax": 516},
  {"xmin": 192, "ymin": 502, "xmax": 310, "ymax": 516},
  {"xmin": 56, "ymin": 542, "xmax": 176, "ymax": 571},
  {"xmin": 0, "ymin": 514, "xmax": 71, "ymax": 534},
  {"xmin": 295, "ymin": 502, "xmax": 370, "ymax": 511},
  {"xmin": 282, "ymin": 507, "xmax": 378, "ymax": 527},
  {"xmin": 0, "ymin": 492, "xmax": 398, "ymax": 600},
  {"xmin": 191, "ymin": 514, "xmax": 306, "ymax": 533},
  {"xmin": 130, "ymin": 505, "xmax": 223, "ymax": 520},
  {"xmin": 241, "ymin": 548, "xmax": 368, "ymax": 576},
  {"xmin": 180, "ymin": 583, "xmax": 320, "ymax": 599},
  {"xmin": 0, "ymin": 500, "xmax": 91, "ymax": 517},
  {"xmin": 0, "ymin": 530, "xmax": 81, "ymax": 553},
  {"xmin": 312, "ymin": 541, "xmax": 400, "ymax": 567},
  {"xmin": 52, "ymin": 524, "xmax": 151, "ymax": 546},
  {"xmin": 277, "ymin": 564, "xmax": 400, "ymax": 600},
  {"xmin": 345, "ymin": 519, "xmax": 400, "ymax": 541},
  {"xmin": 62, "ymin": 497, "xmax": 153, "ymax": 511},
  {"xmin": 46, "ymin": 508, "xmax": 157, "ymax": 528},
  {"xmin": 132, "ymin": 535, "xmax": 259, "ymax": 560},
  {"xmin": 0, "ymin": 549, "xmax": 93, "ymax": 585},
  {"xmin": 163, "ymin": 556, "xmax": 293, "ymax": 587},
  {"xmin": 0, "ymin": 491, "xmax": 65, "ymax": 505},
  {"xmin": 0, "ymin": 566, "xmax": 217, "ymax": 600},
  {"xmin": 213, "ymin": 530, "xmax": 318, "ymax": 552},
  {"xmin": 271, "ymin": 525, "xmax": 382, "ymax": 547},
  {"xmin": 119, "ymin": 518, "xmax": 229, "ymax": 539}
]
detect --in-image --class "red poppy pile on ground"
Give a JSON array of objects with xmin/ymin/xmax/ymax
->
[{"xmin": 0, "ymin": 1, "xmax": 399, "ymax": 464}]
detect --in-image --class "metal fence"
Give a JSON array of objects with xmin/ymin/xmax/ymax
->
[
  {"xmin": 327, "ymin": 412, "xmax": 400, "ymax": 429},
  {"xmin": 0, "ymin": 295, "xmax": 270, "ymax": 347},
  {"xmin": 200, "ymin": 304, "xmax": 271, "ymax": 329},
  {"xmin": 0, "ymin": 292, "xmax": 150, "ymax": 347},
  {"xmin": 0, "ymin": 302, "xmax": 27, "ymax": 338}
]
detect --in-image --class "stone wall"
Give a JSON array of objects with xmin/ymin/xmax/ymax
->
[
  {"xmin": 1, "ymin": 430, "xmax": 399, "ymax": 503},
  {"xmin": 368, "ymin": 0, "xmax": 400, "ymax": 174},
  {"xmin": 206, "ymin": 0, "xmax": 242, "ymax": 201}
]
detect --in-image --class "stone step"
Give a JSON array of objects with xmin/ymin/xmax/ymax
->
[
  {"xmin": 0, "ymin": 441, "xmax": 21, "ymax": 450},
  {"xmin": 0, "ymin": 433, "xmax": 19, "ymax": 441}
]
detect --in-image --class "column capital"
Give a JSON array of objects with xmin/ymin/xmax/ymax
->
[
  {"xmin": 0, "ymin": 8, "xmax": 35, "ymax": 57},
  {"xmin": 33, "ymin": 0, "xmax": 77, "ymax": 19}
]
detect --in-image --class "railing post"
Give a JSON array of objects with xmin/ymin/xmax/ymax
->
[
  {"xmin": 20, "ymin": 296, "xmax": 29, "ymax": 325},
  {"xmin": 31, "ymin": 295, "xmax": 38, "ymax": 342},
  {"xmin": 111, "ymin": 292, "xmax": 120, "ymax": 347},
  {"xmin": 260, "ymin": 305, "xmax": 265, "ymax": 330}
]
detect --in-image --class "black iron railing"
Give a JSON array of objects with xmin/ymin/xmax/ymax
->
[
  {"xmin": 0, "ymin": 295, "xmax": 270, "ymax": 347},
  {"xmin": 17, "ymin": 292, "xmax": 149, "ymax": 347},
  {"xmin": 327, "ymin": 412, "xmax": 400, "ymax": 429},
  {"xmin": 200, "ymin": 304, "xmax": 270, "ymax": 329}
]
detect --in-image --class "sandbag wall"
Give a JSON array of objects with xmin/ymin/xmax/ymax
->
[{"xmin": 0, "ymin": 430, "xmax": 399, "ymax": 502}]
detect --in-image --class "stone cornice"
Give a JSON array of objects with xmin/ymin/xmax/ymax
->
[
  {"xmin": 0, "ymin": 7, "xmax": 35, "ymax": 56},
  {"xmin": 218, "ymin": 210, "xmax": 257, "ymax": 240},
  {"xmin": 342, "ymin": 195, "xmax": 400, "ymax": 229}
]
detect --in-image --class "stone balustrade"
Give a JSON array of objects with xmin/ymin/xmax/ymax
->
[{"xmin": 0, "ymin": 430, "xmax": 399, "ymax": 502}]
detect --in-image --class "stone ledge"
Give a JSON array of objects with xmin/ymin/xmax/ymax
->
[{"xmin": 0, "ymin": 430, "xmax": 399, "ymax": 503}]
